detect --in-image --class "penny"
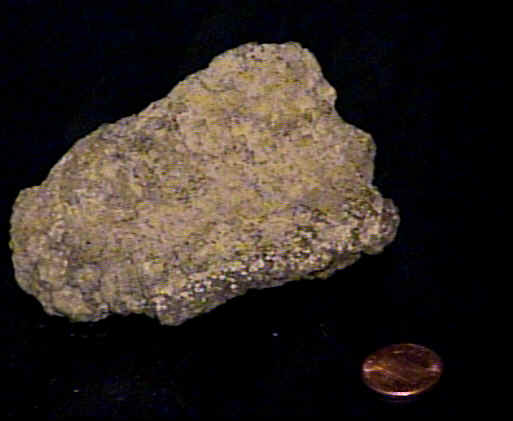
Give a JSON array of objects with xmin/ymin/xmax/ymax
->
[{"xmin": 361, "ymin": 343, "xmax": 443, "ymax": 398}]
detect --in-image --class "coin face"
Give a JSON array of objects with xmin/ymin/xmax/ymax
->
[{"xmin": 361, "ymin": 343, "xmax": 443, "ymax": 398}]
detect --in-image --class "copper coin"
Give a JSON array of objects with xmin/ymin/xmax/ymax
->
[{"xmin": 361, "ymin": 343, "xmax": 443, "ymax": 398}]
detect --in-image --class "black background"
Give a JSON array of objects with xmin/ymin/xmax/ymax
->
[{"xmin": 1, "ymin": 0, "xmax": 495, "ymax": 419}]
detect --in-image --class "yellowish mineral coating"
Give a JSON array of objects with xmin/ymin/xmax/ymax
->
[{"xmin": 9, "ymin": 42, "xmax": 399, "ymax": 326}]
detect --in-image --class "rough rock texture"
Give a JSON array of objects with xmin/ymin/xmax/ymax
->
[{"xmin": 9, "ymin": 42, "xmax": 399, "ymax": 326}]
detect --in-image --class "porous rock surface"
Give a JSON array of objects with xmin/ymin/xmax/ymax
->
[{"xmin": 9, "ymin": 42, "xmax": 399, "ymax": 326}]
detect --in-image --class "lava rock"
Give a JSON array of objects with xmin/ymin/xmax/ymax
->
[{"xmin": 9, "ymin": 42, "xmax": 399, "ymax": 326}]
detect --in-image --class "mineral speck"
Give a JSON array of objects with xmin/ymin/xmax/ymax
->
[{"xmin": 9, "ymin": 42, "xmax": 399, "ymax": 326}]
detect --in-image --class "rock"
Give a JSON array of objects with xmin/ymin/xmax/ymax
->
[{"xmin": 9, "ymin": 42, "xmax": 399, "ymax": 326}]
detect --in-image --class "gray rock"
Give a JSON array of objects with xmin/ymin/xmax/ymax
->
[{"xmin": 9, "ymin": 42, "xmax": 399, "ymax": 326}]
